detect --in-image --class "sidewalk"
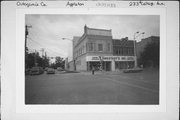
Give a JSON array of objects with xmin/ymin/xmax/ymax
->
[
  {"xmin": 79, "ymin": 70, "xmax": 124, "ymax": 75},
  {"xmin": 77, "ymin": 68, "xmax": 158, "ymax": 75}
]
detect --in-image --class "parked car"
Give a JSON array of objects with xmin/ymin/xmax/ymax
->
[
  {"xmin": 57, "ymin": 67, "xmax": 64, "ymax": 71},
  {"xmin": 47, "ymin": 68, "xmax": 55, "ymax": 74},
  {"xmin": 30, "ymin": 67, "xmax": 44, "ymax": 75}
]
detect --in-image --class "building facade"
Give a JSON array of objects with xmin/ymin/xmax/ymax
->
[
  {"xmin": 113, "ymin": 37, "xmax": 135, "ymax": 70},
  {"xmin": 136, "ymin": 36, "xmax": 160, "ymax": 66},
  {"xmin": 71, "ymin": 25, "xmax": 136, "ymax": 71}
]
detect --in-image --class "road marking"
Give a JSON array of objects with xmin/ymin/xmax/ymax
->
[
  {"xmin": 103, "ymin": 73, "xmax": 158, "ymax": 85},
  {"xmin": 100, "ymin": 76, "xmax": 159, "ymax": 93}
]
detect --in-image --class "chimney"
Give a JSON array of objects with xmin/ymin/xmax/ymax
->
[{"xmin": 84, "ymin": 24, "xmax": 87, "ymax": 34}]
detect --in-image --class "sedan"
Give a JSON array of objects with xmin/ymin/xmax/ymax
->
[
  {"xmin": 30, "ymin": 67, "xmax": 44, "ymax": 75},
  {"xmin": 47, "ymin": 68, "xmax": 55, "ymax": 74}
]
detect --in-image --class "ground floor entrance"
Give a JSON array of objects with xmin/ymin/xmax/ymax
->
[
  {"xmin": 115, "ymin": 61, "xmax": 134, "ymax": 70},
  {"xmin": 87, "ymin": 61, "xmax": 111, "ymax": 71},
  {"xmin": 86, "ymin": 61, "xmax": 135, "ymax": 71}
]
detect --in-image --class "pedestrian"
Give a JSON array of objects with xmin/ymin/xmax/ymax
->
[{"xmin": 92, "ymin": 66, "xmax": 95, "ymax": 75}]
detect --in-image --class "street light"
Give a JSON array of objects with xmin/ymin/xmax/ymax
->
[
  {"xmin": 62, "ymin": 37, "xmax": 76, "ymax": 71},
  {"xmin": 62, "ymin": 38, "xmax": 73, "ymax": 60},
  {"xmin": 62, "ymin": 38, "xmax": 72, "ymax": 41},
  {"xmin": 133, "ymin": 32, "xmax": 145, "ymax": 68}
]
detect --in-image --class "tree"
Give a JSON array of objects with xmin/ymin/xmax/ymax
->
[
  {"xmin": 55, "ymin": 57, "xmax": 65, "ymax": 69},
  {"xmin": 26, "ymin": 53, "xmax": 35, "ymax": 68},
  {"xmin": 139, "ymin": 42, "xmax": 159, "ymax": 68},
  {"xmin": 43, "ymin": 56, "xmax": 50, "ymax": 68},
  {"xmin": 26, "ymin": 51, "xmax": 50, "ymax": 69}
]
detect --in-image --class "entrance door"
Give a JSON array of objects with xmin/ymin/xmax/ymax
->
[
  {"xmin": 106, "ymin": 61, "xmax": 111, "ymax": 71},
  {"xmin": 102, "ymin": 61, "xmax": 111, "ymax": 71}
]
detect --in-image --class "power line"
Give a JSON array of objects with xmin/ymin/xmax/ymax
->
[
  {"xmin": 28, "ymin": 40, "xmax": 42, "ymax": 49},
  {"xmin": 27, "ymin": 37, "xmax": 61, "ymax": 55},
  {"xmin": 27, "ymin": 37, "xmax": 43, "ymax": 48},
  {"xmin": 27, "ymin": 37, "xmax": 64, "ymax": 57},
  {"xmin": 28, "ymin": 33, "xmax": 66, "ymax": 56},
  {"xmin": 28, "ymin": 40, "xmax": 41, "ymax": 49}
]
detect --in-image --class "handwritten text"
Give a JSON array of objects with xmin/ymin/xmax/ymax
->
[
  {"xmin": 16, "ymin": 1, "xmax": 47, "ymax": 7},
  {"xmin": 66, "ymin": 1, "xmax": 84, "ymax": 7},
  {"xmin": 129, "ymin": 1, "xmax": 165, "ymax": 7}
]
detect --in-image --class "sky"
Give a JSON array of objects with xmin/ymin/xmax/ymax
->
[{"xmin": 26, "ymin": 15, "xmax": 160, "ymax": 61}]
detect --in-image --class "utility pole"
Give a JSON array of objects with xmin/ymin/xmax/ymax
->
[
  {"xmin": 133, "ymin": 32, "xmax": 145, "ymax": 68},
  {"xmin": 34, "ymin": 50, "xmax": 37, "ymax": 67},
  {"xmin": 25, "ymin": 25, "xmax": 32, "ymax": 53},
  {"xmin": 40, "ymin": 48, "xmax": 45, "ymax": 68},
  {"xmin": 45, "ymin": 51, "xmax": 48, "ymax": 67},
  {"xmin": 25, "ymin": 25, "xmax": 32, "ymax": 69},
  {"xmin": 40, "ymin": 48, "xmax": 44, "ymax": 57}
]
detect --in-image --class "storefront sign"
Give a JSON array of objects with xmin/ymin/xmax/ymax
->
[{"xmin": 86, "ymin": 56, "xmax": 135, "ymax": 61}]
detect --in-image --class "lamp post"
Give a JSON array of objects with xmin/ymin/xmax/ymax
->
[
  {"xmin": 62, "ymin": 38, "xmax": 76, "ymax": 71},
  {"xmin": 133, "ymin": 32, "xmax": 145, "ymax": 68}
]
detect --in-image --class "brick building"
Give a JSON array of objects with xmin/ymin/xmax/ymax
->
[
  {"xmin": 113, "ymin": 37, "xmax": 135, "ymax": 70},
  {"xmin": 136, "ymin": 36, "xmax": 160, "ymax": 67},
  {"xmin": 70, "ymin": 25, "xmax": 136, "ymax": 71}
]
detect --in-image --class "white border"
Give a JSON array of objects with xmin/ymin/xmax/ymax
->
[{"xmin": 16, "ymin": 8, "xmax": 166, "ymax": 113}]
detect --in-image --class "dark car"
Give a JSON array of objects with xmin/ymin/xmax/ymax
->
[
  {"xmin": 47, "ymin": 68, "xmax": 55, "ymax": 74},
  {"xmin": 30, "ymin": 67, "xmax": 44, "ymax": 75}
]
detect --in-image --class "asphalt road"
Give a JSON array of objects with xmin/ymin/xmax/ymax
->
[{"xmin": 25, "ymin": 69, "xmax": 159, "ymax": 104}]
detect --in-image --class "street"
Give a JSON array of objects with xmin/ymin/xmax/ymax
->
[{"xmin": 25, "ymin": 69, "xmax": 159, "ymax": 104}]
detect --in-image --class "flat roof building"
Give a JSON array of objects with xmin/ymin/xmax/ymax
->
[
  {"xmin": 70, "ymin": 25, "xmax": 136, "ymax": 71},
  {"xmin": 113, "ymin": 37, "xmax": 135, "ymax": 70},
  {"xmin": 136, "ymin": 36, "xmax": 160, "ymax": 67}
]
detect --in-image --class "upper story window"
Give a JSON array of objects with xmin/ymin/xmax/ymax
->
[
  {"xmin": 87, "ymin": 42, "xmax": 95, "ymax": 52},
  {"xmin": 82, "ymin": 45, "xmax": 84, "ymax": 54},
  {"xmin": 98, "ymin": 44, "xmax": 103, "ymax": 51},
  {"xmin": 89, "ymin": 43, "xmax": 93, "ymax": 51},
  {"xmin": 107, "ymin": 43, "xmax": 110, "ymax": 52}
]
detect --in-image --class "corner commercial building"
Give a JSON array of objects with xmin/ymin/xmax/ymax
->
[{"xmin": 69, "ymin": 25, "xmax": 136, "ymax": 71}]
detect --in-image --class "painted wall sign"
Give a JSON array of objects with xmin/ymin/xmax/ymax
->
[{"xmin": 86, "ymin": 56, "xmax": 135, "ymax": 61}]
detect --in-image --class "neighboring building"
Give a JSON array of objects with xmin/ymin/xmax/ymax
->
[
  {"xmin": 136, "ymin": 36, "xmax": 160, "ymax": 66},
  {"xmin": 68, "ymin": 60, "xmax": 74, "ymax": 71},
  {"xmin": 64, "ymin": 58, "xmax": 69, "ymax": 70},
  {"xmin": 70, "ymin": 25, "xmax": 136, "ymax": 71},
  {"xmin": 113, "ymin": 37, "xmax": 135, "ymax": 70}
]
